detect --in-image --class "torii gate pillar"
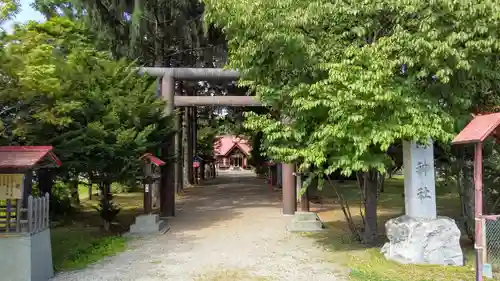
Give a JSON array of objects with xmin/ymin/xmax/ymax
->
[
  {"xmin": 159, "ymin": 75, "xmax": 176, "ymax": 217},
  {"xmin": 282, "ymin": 163, "xmax": 296, "ymax": 215}
]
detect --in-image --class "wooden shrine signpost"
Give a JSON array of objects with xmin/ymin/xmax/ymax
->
[
  {"xmin": 140, "ymin": 153, "xmax": 165, "ymax": 214},
  {"xmin": 128, "ymin": 153, "xmax": 169, "ymax": 235}
]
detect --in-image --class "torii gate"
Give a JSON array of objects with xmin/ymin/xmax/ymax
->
[{"xmin": 138, "ymin": 67, "xmax": 297, "ymax": 217}]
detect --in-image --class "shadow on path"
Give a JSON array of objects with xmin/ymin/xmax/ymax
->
[
  {"xmin": 167, "ymin": 170, "xmax": 283, "ymax": 234},
  {"xmin": 51, "ymin": 170, "xmax": 343, "ymax": 281}
]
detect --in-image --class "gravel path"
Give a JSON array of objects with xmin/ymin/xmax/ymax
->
[{"xmin": 52, "ymin": 170, "xmax": 343, "ymax": 281}]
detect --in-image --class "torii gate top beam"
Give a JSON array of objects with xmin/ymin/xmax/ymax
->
[
  {"xmin": 138, "ymin": 67, "xmax": 240, "ymax": 81},
  {"xmin": 139, "ymin": 67, "xmax": 263, "ymax": 106},
  {"xmin": 174, "ymin": 95, "xmax": 261, "ymax": 106}
]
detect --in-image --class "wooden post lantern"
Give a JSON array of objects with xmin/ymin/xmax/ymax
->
[{"xmin": 140, "ymin": 153, "xmax": 166, "ymax": 214}]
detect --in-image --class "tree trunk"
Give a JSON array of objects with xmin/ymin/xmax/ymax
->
[
  {"xmin": 70, "ymin": 180, "xmax": 80, "ymax": 205},
  {"xmin": 192, "ymin": 106, "xmax": 197, "ymax": 158},
  {"xmin": 200, "ymin": 160, "xmax": 205, "ymax": 180},
  {"xmin": 175, "ymin": 106, "xmax": 183, "ymax": 193},
  {"xmin": 377, "ymin": 172, "xmax": 385, "ymax": 196},
  {"xmin": 183, "ymin": 105, "xmax": 193, "ymax": 186},
  {"xmin": 309, "ymin": 175, "xmax": 321, "ymax": 203},
  {"xmin": 98, "ymin": 181, "xmax": 111, "ymax": 201},
  {"xmin": 103, "ymin": 181, "xmax": 112, "ymax": 201},
  {"xmin": 103, "ymin": 220, "xmax": 110, "ymax": 232},
  {"xmin": 358, "ymin": 169, "xmax": 380, "ymax": 245},
  {"xmin": 458, "ymin": 147, "xmax": 475, "ymax": 241},
  {"xmin": 88, "ymin": 173, "xmax": 93, "ymax": 200}
]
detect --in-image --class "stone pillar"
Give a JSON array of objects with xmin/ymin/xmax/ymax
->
[
  {"xmin": 402, "ymin": 140, "xmax": 437, "ymax": 219},
  {"xmin": 282, "ymin": 163, "xmax": 296, "ymax": 215},
  {"xmin": 381, "ymin": 139, "xmax": 463, "ymax": 266},
  {"xmin": 160, "ymin": 75, "xmax": 176, "ymax": 217}
]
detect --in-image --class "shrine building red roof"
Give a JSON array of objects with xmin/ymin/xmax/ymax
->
[
  {"xmin": 0, "ymin": 146, "xmax": 62, "ymax": 170},
  {"xmin": 213, "ymin": 135, "xmax": 251, "ymax": 156},
  {"xmin": 452, "ymin": 113, "xmax": 500, "ymax": 145}
]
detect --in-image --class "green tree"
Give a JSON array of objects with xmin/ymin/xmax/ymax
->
[
  {"xmin": 33, "ymin": 0, "xmax": 226, "ymax": 67},
  {"xmin": 0, "ymin": 0, "xmax": 19, "ymax": 25},
  {"xmin": 0, "ymin": 17, "xmax": 173, "ymax": 227},
  {"xmin": 204, "ymin": 0, "xmax": 500, "ymax": 244}
]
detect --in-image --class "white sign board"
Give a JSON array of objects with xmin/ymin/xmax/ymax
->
[
  {"xmin": 403, "ymin": 140, "xmax": 437, "ymax": 219},
  {"xmin": 0, "ymin": 174, "xmax": 24, "ymax": 200}
]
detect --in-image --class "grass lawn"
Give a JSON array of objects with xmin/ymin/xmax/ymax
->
[
  {"xmin": 308, "ymin": 178, "xmax": 482, "ymax": 281},
  {"xmin": 51, "ymin": 226, "xmax": 128, "ymax": 271},
  {"xmin": 51, "ymin": 186, "xmax": 147, "ymax": 272}
]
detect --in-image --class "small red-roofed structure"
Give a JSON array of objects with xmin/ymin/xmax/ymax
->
[
  {"xmin": 140, "ymin": 153, "xmax": 166, "ymax": 167},
  {"xmin": 0, "ymin": 146, "xmax": 61, "ymax": 202},
  {"xmin": 0, "ymin": 146, "xmax": 62, "ymax": 172},
  {"xmin": 0, "ymin": 146, "xmax": 61, "ymax": 280},
  {"xmin": 453, "ymin": 113, "xmax": 500, "ymax": 145},
  {"xmin": 452, "ymin": 112, "xmax": 500, "ymax": 281},
  {"xmin": 140, "ymin": 153, "xmax": 165, "ymax": 214}
]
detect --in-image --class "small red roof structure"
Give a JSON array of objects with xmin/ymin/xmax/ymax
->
[
  {"xmin": 452, "ymin": 112, "xmax": 499, "ymax": 278},
  {"xmin": 0, "ymin": 146, "xmax": 62, "ymax": 170},
  {"xmin": 213, "ymin": 135, "xmax": 251, "ymax": 157},
  {"xmin": 452, "ymin": 113, "xmax": 500, "ymax": 144},
  {"xmin": 140, "ymin": 153, "xmax": 166, "ymax": 166}
]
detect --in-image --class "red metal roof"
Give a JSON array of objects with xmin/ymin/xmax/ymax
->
[
  {"xmin": 140, "ymin": 153, "xmax": 165, "ymax": 166},
  {"xmin": 0, "ymin": 146, "xmax": 62, "ymax": 169},
  {"xmin": 452, "ymin": 113, "xmax": 500, "ymax": 144},
  {"xmin": 213, "ymin": 135, "xmax": 251, "ymax": 156}
]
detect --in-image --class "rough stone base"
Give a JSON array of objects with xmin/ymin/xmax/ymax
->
[
  {"xmin": 287, "ymin": 211, "xmax": 325, "ymax": 232},
  {"xmin": 381, "ymin": 215, "xmax": 463, "ymax": 266},
  {"xmin": 128, "ymin": 214, "xmax": 169, "ymax": 236}
]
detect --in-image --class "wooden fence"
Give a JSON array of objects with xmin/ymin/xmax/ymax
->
[{"xmin": 0, "ymin": 193, "xmax": 50, "ymax": 234}]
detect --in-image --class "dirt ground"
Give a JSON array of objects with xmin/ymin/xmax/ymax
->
[{"xmin": 51, "ymin": 170, "xmax": 343, "ymax": 281}]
